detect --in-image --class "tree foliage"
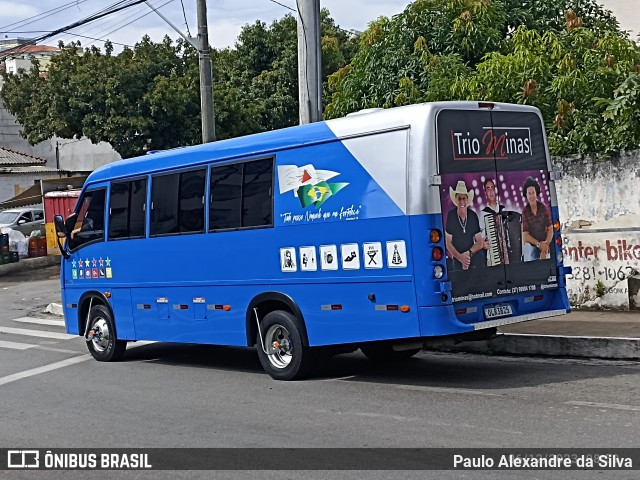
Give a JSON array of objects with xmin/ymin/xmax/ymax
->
[
  {"xmin": 326, "ymin": 0, "xmax": 640, "ymax": 155},
  {"xmin": 0, "ymin": 10, "xmax": 355, "ymax": 158},
  {"xmin": 2, "ymin": 1, "xmax": 639, "ymax": 157}
]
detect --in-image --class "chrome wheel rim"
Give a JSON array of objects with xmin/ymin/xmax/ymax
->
[
  {"xmin": 265, "ymin": 324, "xmax": 293, "ymax": 369},
  {"xmin": 91, "ymin": 318, "xmax": 110, "ymax": 352}
]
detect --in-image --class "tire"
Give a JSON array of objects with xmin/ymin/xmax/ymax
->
[
  {"xmin": 85, "ymin": 304, "xmax": 127, "ymax": 362},
  {"xmin": 360, "ymin": 342, "xmax": 421, "ymax": 362},
  {"xmin": 256, "ymin": 310, "xmax": 315, "ymax": 381}
]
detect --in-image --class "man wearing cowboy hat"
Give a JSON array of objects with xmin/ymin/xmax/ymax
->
[{"xmin": 445, "ymin": 180, "xmax": 487, "ymax": 271}]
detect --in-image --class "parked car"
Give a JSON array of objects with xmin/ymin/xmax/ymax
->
[{"xmin": 0, "ymin": 206, "xmax": 45, "ymax": 237}]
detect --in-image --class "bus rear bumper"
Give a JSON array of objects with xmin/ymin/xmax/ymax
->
[{"xmin": 469, "ymin": 309, "xmax": 567, "ymax": 331}]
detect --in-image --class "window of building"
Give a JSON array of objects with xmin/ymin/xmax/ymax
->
[
  {"xmin": 109, "ymin": 178, "xmax": 147, "ymax": 240},
  {"xmin": 209, "ymin": 157, "xmax": 273, "ymax": 231}
]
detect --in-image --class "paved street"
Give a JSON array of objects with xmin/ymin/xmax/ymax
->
[{"xmin": 0, "ymin": 270, "xmax": 639, "ymax": 479}]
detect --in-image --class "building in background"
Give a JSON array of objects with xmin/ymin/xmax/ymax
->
[{"xmin": 0, "ymin": 38, "xmax": 121, "ymax": 173}]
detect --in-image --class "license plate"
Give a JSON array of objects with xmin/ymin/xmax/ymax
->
[{"xmin": 484, "ymin": 304, "xmax": 512, "ymax": 319}]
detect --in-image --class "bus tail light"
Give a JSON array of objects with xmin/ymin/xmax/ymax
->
[
  {"xmin": 430, "ymin": 229, "xmax": 441, "ymax": 243},
  {"xmin": 432, "ymin": 247, "xmax": 443, "ymax": 261},
  {"xmin": 553, "ymin": 220, "xmax": 561, "ymax": 231},
  {"xmin": 555, "ymin": 236, "xmax": 562, "ymax": 247}
]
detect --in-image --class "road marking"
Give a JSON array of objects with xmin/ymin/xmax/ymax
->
[
  {"xmin": 0, "ymin": 355, "xmax": 90, "ymax": 387},
  {"xmin": 0, "ymin": 340, "xmax": 35, "ymax": 350},
  {"xmin": 13, "ymin": 317, "xmax": 66, "ymax": 327},
  {"xmin": 0, "ymin": 326, "xmax": 74, "ymax": 340},
  {"xmin": 394, "ymin": 384, "xmax": 501, "ymax": 397},
  {"xmin": 565, "ymin": 401, "xmax": 640, "ymax": 412}
]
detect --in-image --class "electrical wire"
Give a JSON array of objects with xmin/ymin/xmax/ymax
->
[
  {"xmin": 0, "ymin": 0, "xmax": 151, "ymax": 59},
  {"xmin": 180, "ymin": 0, "xmax": 191, "ymax": 37},
  {"xmin": 0, "ymin": 0, "xmax": 91, "ymax": 31}
]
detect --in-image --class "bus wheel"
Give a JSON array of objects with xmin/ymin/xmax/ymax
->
[
  {"xmin": 360, "ymin": 343, "xmax": 421, "ymax": 362},
  {"xmin": 85, "ymin": 305, "xmax": 127, "ymax": 362},
  {"xmin": 256, "ymin": 310, "xmax": 314, "ymax": 381}
]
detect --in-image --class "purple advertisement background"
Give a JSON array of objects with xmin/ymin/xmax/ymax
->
[{"xmin": 440, "ymin": 169, "xmax": 551, "ymax": 260}]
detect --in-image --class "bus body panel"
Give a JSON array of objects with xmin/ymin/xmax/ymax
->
[{"xmin": 59, "ymin": 102, "xmax": 571, "ymax": 351}]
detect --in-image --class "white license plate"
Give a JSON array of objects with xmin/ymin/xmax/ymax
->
[{"xmin": 484, "ymin": 304, "xmax": 513, "ymax": 319}]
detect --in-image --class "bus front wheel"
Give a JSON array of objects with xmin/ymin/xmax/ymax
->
[
  {"xmin": 85, "ymin": 305, "xmax": 127, "ymax": 362},
  {"xmin": 256, "ymin": 310, "xmax": 314, "ymax": 381}
]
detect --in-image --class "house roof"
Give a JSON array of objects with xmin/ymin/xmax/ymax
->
[
  {"xmin": 0, "ymin": 167, "xmax": 69, "ymax": 174},
  {"xmin": 0, "ymin": 147, "xmax": 47, "ymax": 166}
]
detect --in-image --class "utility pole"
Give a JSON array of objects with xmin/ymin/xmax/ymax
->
[
  {"xmin": 297, "ymin": 0, "xmax": 322, "ymax": 124},
  {"xmin": 196, "ymin": 0, "xmax": 215, "ymax": 142}
]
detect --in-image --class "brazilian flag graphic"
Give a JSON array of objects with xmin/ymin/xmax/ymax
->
[{"xmin": 297, "ymin": 181, "xmax": 349, "ymax": 208}]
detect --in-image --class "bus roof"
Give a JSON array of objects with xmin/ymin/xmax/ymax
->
[{"xmin": 84, "ymin": 101, "xmax": 542, "ymax": 186}]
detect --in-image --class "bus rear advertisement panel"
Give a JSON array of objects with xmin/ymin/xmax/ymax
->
[
  {"xmin": 55, "ymin": 102, "xmax": 571, "ymax": 380},
  {"xmin": 436, "ymin": 109, "xmax": 561, "ymax": 304}
]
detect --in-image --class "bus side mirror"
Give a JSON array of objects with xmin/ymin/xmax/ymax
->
[{"xmin": 54, "ymin": 215, "xmax": 67, "ymax": 238}]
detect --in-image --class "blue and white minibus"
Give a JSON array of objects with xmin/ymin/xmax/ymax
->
[{"xmin": 54, "ymin": 101, "xmax": 571, "ymax": 380}]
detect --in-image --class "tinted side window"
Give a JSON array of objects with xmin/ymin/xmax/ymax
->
[
  {"xmin": 108, "ymin": 182, "xmax": 130, "ymax": 239},
  {"xmin": 151, "ymin": 169, "xmax": 206, "ymax": 236},
  {"xmin": 33, "ymin": 210, "xmax": 44, "ymax": 221},
  {"xmin": 129, "ymin": 179, "xmax": 147, "ymax": 237},
  {"xmin": 151, "ymin": 174, "xmax": 179, "ymax": 235},
  {"xmin": 109, "ymin": 179, "xmax": 147, "ymax": 240},
  {"xmin": 179, "ymin": 169, "xmax": 206, "ymax": 233},
  {"xmin": 68, "ymin": 189, "xmax": 106, "ymax": 251},
  {"xmin": 243, "ymin": 158, "xmax": 273, "ymax": 227},
  {"xmin": 209, "ymin": 158, "xmax": 273, "ymax": 231},
  {"xmin": 209, "ymin": 164, "xmax": 242, "ymax": 230}
]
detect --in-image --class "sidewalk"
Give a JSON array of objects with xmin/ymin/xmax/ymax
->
[{"xmin": 0, "ymin": 254, "xmax": 60, "ymax": 277}]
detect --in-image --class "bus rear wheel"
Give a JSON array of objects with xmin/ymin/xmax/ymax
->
[
  {"xmin": 256, "ymin": 310, "xmax": 314, "ymax": 381},
  {"xmin": 85, "ymin": 305, "xmax": 127, "ymax": 362},
  {"xmin": 360, "ymin": 343, "xmax": 421, "ymax": 362}
]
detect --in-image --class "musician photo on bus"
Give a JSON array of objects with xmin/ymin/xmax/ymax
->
[
  {"xmin": 521, "ymin": 176, "xmax": 553, "ymax": 261},
  {"xmin": 445, "ymin": 180, "xmax": 488, "ymax": 271},
  {"xmin": 480, "ymin": 178, "xmax": 505, "ymax": 266}
]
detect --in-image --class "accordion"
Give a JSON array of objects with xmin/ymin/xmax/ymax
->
[{"xmin": 484, "ymin": 210, "xmax": 523, "ymax": 266}]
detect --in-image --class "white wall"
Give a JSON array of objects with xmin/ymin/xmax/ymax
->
[
  {"xmin": 0, "ymin": 172, "xmax": 67, "ymax": 204},
  {"xmin": 0, "ymin": 97, "xmax": 121, "ymax": 171},
  {"xmin": 555, "ymin": 150, "xmax": 640, "ymax": 309}
]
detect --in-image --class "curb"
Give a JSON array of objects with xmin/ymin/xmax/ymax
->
[
  {"xmin": 432, "ymin": 333, "xmax": 640, "ymax": 360},
  {"xmin": 0, "ymin": 255, "xmax": 60, "ymax": 276}
]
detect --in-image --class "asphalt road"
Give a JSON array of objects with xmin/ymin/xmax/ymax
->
[{"xmin": 0, "ymin": 269, "xmax": 639, "ymax": 479}]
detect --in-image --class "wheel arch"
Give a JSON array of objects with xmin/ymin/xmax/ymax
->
[
  {"xmin": 77, "ymin": 291, "xmax": 114, "ymax": 336},
  {"xmin": 245, "ymin": 292, "xmax": 309, "ymax": 347}
]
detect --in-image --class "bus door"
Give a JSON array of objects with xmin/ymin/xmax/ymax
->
[
  {"xmin": 490, "ymin": 109, "xmax": 557, "ymax": 299},
  {"xmin": 436, "ymin": 107, "xmax": 557, "ymax": 307}
]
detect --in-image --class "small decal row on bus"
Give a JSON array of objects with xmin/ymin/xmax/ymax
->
[
  {"xmin": 280, "ymin": 241, "xmax": 407, "ymax": 272},
  {"xmin": 71, "ymin": 256, "xmax": 113, "ymax": 280}
]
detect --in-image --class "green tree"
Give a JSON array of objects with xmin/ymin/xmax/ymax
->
[{"xmin": 1, "ymin": 9, "xmax": 355, "ymax": 157}]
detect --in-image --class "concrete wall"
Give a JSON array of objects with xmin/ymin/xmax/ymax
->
[
  {"xmin": 0, "ymin": 98, "xmax": 121, "ymax": 171},
  {"xmin": 555, "ymin": 150, "xmax": 640, "ymax": 309},
  {"xmin": 0, "ymin": 172, "xmax": 68, "ymax": 204}
]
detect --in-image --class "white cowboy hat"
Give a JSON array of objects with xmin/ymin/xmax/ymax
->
[{"xmin": 449, "ymin": 180, "xmax": 474, "ymax": 204}]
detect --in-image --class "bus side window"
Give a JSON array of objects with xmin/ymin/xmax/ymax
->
[
  {"xmin": 209, "ymin": 158, "xmax": 273, "ymax": 231},
  {"xmin": 109, "ymin": 178, "xmax": 147, "ymax": 240},
  {"xmin": 151, "ymin": 169, "xmax": 206, "ymax": 236},
  {"xmin": 68, "ymin": 189, "xmax": 106, "ymax": 251}
]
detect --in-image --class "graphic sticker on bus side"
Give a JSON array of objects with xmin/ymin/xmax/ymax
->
[{"xmin": 277, "ymin": 164, "xmax": 349, "ymax": 209}]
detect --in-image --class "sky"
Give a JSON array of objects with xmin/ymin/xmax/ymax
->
[{"xmin": 0, "ymin": 0, "xmax": 413, "ymax": 51}]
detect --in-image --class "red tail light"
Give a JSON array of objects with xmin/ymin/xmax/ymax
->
[{"xmin": 432, "ymin": 247, "xmax": 443, "ymax": 261}]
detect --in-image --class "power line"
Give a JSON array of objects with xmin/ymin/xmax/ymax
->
[
  {"xmin": 268, "ymin": 0, "xmax": 295, "ymax": 12},
  {"xmin": 0, "ymin": 0, "xmax": 151, "ymax": 59},
  {"xmin": 0, "ymin": 0, "xmax": 91, "ymax": 31},
  {"xmin": 180, "ymin": 0, "xmax": 192, "ymax": 37}
]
